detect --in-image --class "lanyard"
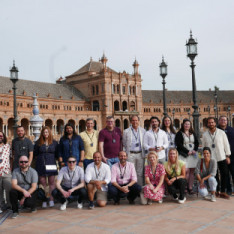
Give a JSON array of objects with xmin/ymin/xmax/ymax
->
[
  {"xmin": 85, "ymin": 131, "xmax": 95, "ymax": 143},
  {"xmin": 183, "ymin": 132, "xmax": 192, "ymax": 143},
  {"xmin": 67, "ymin": 167, "xmax": 76, "ymax": 188},
  {"xmin": 131, "ymin": 127, "xmax": 139, "ymax": 142},
  {"xmin": 94, "ymin": 163, "xmax": 102, "ymax": 179},
  {"xmin": 153, "ymin": 131, "xmax": 158, "ymax": 145},
  {"xmin": 118, "ymin": 163, "xmax": 127, "ymax": 179},
  {"xmin": 106, "ymin": 128, "xmax": 116, "ymax": 142},
  {"xmin": 170, "ymin": 166, "xmax": 177, "ymax": 178},
  {"xmin": 150, "ymin": 165, "xmax": 158, "ymax": 181},
  {"xmin": 208, "ymin": 130, "xmax": 217, "ymax": 144}
]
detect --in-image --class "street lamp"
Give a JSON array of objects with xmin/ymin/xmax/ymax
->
[
  {"xmin": 214, "ymin": 87, "xmax": 218, "ymax": 120},
  {"xmin": 227, "ymin": 106, "xmax": 231, "ymax": 126},
  {"xmin": 172, "ymin": 108, "xmax": 175, "ymax": 126},
  {"xmin": 207, "ymin": 105, "xmax": 210, "ymax": 117},
  {"xmin": 186, "ymin": 31, "xmax": 200, "ymax": 140},
  {"xmin": 188, "ymin": 109, "xmax": 191, "ymax": 120},
  {"xmin": 159, "ymin": 56, "xmax": 168, "ymax": 117},
  {"xmin": 10, "ymin": 60, "xmax": 19, "ymax": 139}
]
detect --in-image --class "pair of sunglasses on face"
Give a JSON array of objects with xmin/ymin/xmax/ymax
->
[
  {"xmin": 19, "ymin": 161, "xmax": 28, "ymax": 164},
  {"xmin": 68, "ymin": 160, "xmax": 76, "ymax": 164}
]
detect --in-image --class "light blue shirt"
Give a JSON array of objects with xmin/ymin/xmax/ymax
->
[{"xmin": 130, "ymin": 127, "xmax": 142, "ymax": 151}]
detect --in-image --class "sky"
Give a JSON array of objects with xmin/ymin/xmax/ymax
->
[{"xmin": 0, "ymin": 0, "xmax": 234, "ymax": 91}]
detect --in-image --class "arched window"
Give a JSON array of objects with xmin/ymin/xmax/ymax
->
[
  {"xmin": 122, "ymin": 101, "xmax": 127, "ymax": 111},
  {"xmin": 92, "ymin": 100, "xmax": 100, "ymax": 111},
  {"xmin": 114, "ymin": 101, "xmax": 120, "ymax": 111}
]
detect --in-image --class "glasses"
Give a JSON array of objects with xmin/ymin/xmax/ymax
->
[
  {"xmin": 68, "ymin": 161, "xmax": 76, "ymax": 164},
  {"xmin": 19, "ymin": 161, "xmax": 28, "ymax": 164}
]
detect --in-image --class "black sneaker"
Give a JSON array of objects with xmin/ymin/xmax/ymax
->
[
  {"xmin": 89, "ymin": 201, "xmax": 94, "ymax": 209},
  {"xmin": 31, "ymin": 208, "xmax": 37, "ymax": 213},
  {"xmin": 12, "ymin": 213, "xmax": 19, "ymax": 219}
]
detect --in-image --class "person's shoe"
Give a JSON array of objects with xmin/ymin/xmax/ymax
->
[
  {"xmin": 178, "ymin": 197, "xmax": 186, "ymax": 204},
  {"xmin": 215, "ymin": 192, "xmax": 220, "ymax": 197},
  {"xmin": 172, "ymin": 195, "xmax": 178, "ymax": 201},
  {"xmin": 77, "ymin": 202, "xmax": 83, "ymax": 209},
  {"xmin": 227, "ymin": 191, "xmax": 232, "ymax": 196},
  {"xmin": 188, "ymin": 189, "xmax": 196, "ymax": 195},
  {"xmin": 49, "ymin": 201, "xmax": 54, "ymax": 207},
  {"xmin": 128, "ymin": 198, "xmax": 135, "ymax": 205},
  {"xmin": 12, "ymin": 213, "xmax": 19, "ymax": 219},
  {"xmin": 31, "ymin": 208, "xmax": 37, "ymax": 213},
  {"xmin": 114, "ymin": 201, "xmax": 120, "ymax": 205},
  {"xmin": 60, "ymin": 201, "xmax": 68, "ymax": 211},
  {"xmin": 89, "ymin": 201, "xmax": 94, "ymax": 209},
  {"xmin": 220, "ymin": 193, "xmax": 230, "ymax": 199},
  {"xmin": 147, "ymin": 199, "xmax": 152, "ymax": 205},
  {"xmin": 211, "ymin": 194, "xmax": 216, "ymax": 202},
  {"xmin": 0, "ymin": 208, "xmax": 2, "ymax": 214},
  {"xmin": 42, "ymin": 202, "xmax": 47, "ymax": 208},
  {"xmin": 203, "ymin": 194, "xmax": 211, "ymax": 200},
  {"xmin": 158, "ymin": 199, "xmax": 163, "ymax": 204}
]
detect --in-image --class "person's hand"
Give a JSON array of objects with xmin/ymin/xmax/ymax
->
[
  {"xmin": 62, "ymin": 190, "xmax": 70, "ymax": 198},
  {"xmin": 60, "ymin": 162, "xmax": 65, "ymax": 168},
  {"xmin": 169, "ymin": 178, "xmax": 176, "ymax": 184},
  {"xmin": 226, "ymin": 157, "xmax": 231, "ymax": 165},
  {"xmin": 188, "ymin": 151, "xmax": 193, "ymax": 155},
  {"xmin": 192, "ymin": 150, "xmax": 196, "ymax": 155},
  {"xmin": 156, "ymin": 147, "xmax": 162, "ymax": 153},
  {"xmin": 199, "ymin": 181, "xmax": 205, "ymax": 189},
  {"xmin": 149, "ymin": 148, "xmax": 156, "ymax": 152},
  {"xmin": 19, "ymin": 197, "xmax": 25, "ymax": 206},
  {"xmin": 68, "ymin": 188, "xmax": 74, "ymax": 195},
  {"xmin": 23, "ymin": 190, "xmax": 31, "ymax": 198},
  {"xmin": 153, "ymin": 188, "xmax": 158, "ymax": 194},
  {"xmin": 78, "ymin": 161, "xmax": 83, "ymax": 167},
  {"xmin": 121, "ymin": 186, "xmax": 129, "ymax": 193},
  {"xmin": 95, "ymin": 181, "xmax": 102, "ymax": 190},
  {"xmin": 149, "ymin": 184, "xmax": 154, "ymax": 190},
  {"xmin": 103, "ymin": 157, "xmax": 107, "ymax": 163}
]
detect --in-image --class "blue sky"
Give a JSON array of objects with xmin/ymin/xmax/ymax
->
[{"xmin": 0, "ymin": 0, "xmax": 234, "ymax": 91}]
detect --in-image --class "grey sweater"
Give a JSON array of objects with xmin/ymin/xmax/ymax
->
[{"xmin": 195, "ymin": 158, "xmax": 217, "ymax": 178}]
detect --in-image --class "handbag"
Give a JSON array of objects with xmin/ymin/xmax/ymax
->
[{"xmin": 43, "ymin": 145, "xmax": 57, "ymax": 173}]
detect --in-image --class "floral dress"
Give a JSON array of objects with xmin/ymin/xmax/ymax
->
[{"xmin": 144, "ymin": 164, "xmax": 166, "ymax": 201}]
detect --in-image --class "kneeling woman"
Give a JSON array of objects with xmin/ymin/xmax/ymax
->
[
  {"xmin": 164, "ymin": 148, "xmax": 187, "ymax": 204},
  {"xmin": 143, "ymin": 151, "xmax": 166, "ymax": 204},
  {"xmin": 195, "ymin": 147, "xmax": 217, "ymax": 202}
]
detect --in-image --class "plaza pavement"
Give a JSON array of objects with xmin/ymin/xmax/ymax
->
[{"xmin": 0, "ymin": 195, "xmax": 234, "ymax": 234}]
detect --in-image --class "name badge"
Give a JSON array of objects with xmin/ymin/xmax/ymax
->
[
  {"xmin": 45, "ymin": 165, "xmax": 57, "ymax": 171},
  {"xmin": 113, "ymin": 139, "xmax": 116, "ymax": 143},
  {"xmin": 170, "ymin": 142, "xmax": 174, "ymax": 146},
  {"xmin": 135, "ymin": 143, "xmax": 139, "ymax": 147},
  {"xmin": 189, "ymin": 144, "xmax": 193, "ymax": 148},
  {"xmin": 90, "ymin": 143, "xmax": 93, "ymax": 147},
  {"xmin": 212, "ymin": 144, "xmax": 215, "ymax": 148},
  {"xmin": 120, "ymin": 175, "xmax": 123, "ymax": 179}
]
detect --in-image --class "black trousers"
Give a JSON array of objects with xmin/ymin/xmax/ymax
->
[
  {"xmin": 9, "ymin": 189, "xmax": 38, "ymax": 213},
  {"xmin": 216, "ymin": 159, "xmax": 229, "ymax": 193},
  {"xmin": 52, "ymin": 186, "xmax": 87, "ymax": 204},
  {"xmin": 227, "ymin": 157, "xmax": 234, "ymax": 192},
  {"xmin": 167, "ymin": 178, "xmax": 187, "ymax": 200},
  {"xmin": 108, "ymin": 183, "xmax": 141, "ymax": 203}
]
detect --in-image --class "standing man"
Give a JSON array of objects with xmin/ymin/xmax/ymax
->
[
  {"xmin": 52, "ymin": 156, "xmax": 87, "ymax": 211},
  {"xmin": 80, "ymin": 118, "xmax": 99, "ymax": 170},
  {"xmin": 123, "ymin": 115, "xmax": 146, "ymax": 186},
  {"xmin": 143, "ymin": 116, "xmax": 169, "ymax": 164},
  {"xmin": 108, "ymin": 151, "xmax": 141, "ymax": 205},
  {"xmin": 0, "ymin": 132, "xmax": 12, "ymax": 213},
  {"xmin": 58, "ymin": 123, "xmax": 84, "ymax": 168},
  {"xmin": 99, "ymin": 116, "xmax": 122, "ymax": 167},
  {"xmin": 202, "ymin": 117, "xmax": 231, "ymax": 199},
  {"xmin": 85, "ymin": 152, "xmax": 111, "ymax": 209},
  {"xmin": 12, "ymin": 126, "xmax": 33, "ymax": 169},
  {"xmin": 218, "ymin": 115, "xmax": 234, "ymax": 195},
  {"xmin": 10, "ymin": 156, "xmax": 38, "ymax": 218}
]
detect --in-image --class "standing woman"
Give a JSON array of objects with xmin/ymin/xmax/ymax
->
[
  {"xmin": 143, "ymin": 151, "xmax": 166, "ymax": 205},
  {"xmin": 161, "ymin": 116, "xmax": 176, "ymax": 161},
  {"xmin": 175, "ymin": 119, "xmax": 199, "ymax": 194},
  {"xmin": 34, "ymin": 126, "xmax": 58, "ymax": 208}
]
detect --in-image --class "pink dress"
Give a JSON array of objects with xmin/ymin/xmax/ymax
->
[{"xmin": 144, "ymin": 164, "xmax": 165, "ymax": 201}]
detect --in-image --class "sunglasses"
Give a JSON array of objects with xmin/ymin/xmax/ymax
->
[
  {"xmin": 19, "ymin": 161, "xmax": 28, "ymax": 164},
  {"xmin": 68, "ymin": 161, "xmax": 76, "ymax": 164}
]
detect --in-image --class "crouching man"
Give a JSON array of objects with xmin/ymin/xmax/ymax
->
[
  {"xmin": 85, "ymin": 152, "xmax": 111, "ymax": 209},
  {"xmin": 10, "ymin": 156, "xmax": 38, "ymax": 218},
  {"xmin": 52, "ymin": 156, "xmax": 87, "ymax": 211},
  {"xmin": 108, "ymin": 151, "xmax": 141, "ymax": 205}
]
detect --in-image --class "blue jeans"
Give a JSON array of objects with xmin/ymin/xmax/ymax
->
[
  {"xmin": 83, "ymin": 159, "xmax": 94, "ymax": 170},
  {"xmin": 107, "ymin": 157, "xmax": 119, "ymax": 168},
  {"xmin": 198, "ymin": 177, "xmax": 217, "ymax": 197}
]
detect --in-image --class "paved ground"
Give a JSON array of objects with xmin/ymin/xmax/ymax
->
[{"xmin": 0, "ymin": 195, "xmax": 234, "ymax": 234}]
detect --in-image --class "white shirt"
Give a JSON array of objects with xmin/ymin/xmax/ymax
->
[
  {"xmin": 85, "ymin": 162, "xmax": 111, "ymax": 191},
  {"xmin": 143, "ymin": 129, "xmax": 169, "ymax": 160},
  {"xmin": 202, "ymin": 128, "xmax": 231, "ymax": 162}
]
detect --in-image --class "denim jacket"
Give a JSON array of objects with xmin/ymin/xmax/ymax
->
[{"xmin": 58, "ymin": 135, "xmax": 84, "ymax": 164}]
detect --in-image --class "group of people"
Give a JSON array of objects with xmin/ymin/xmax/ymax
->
[{"xmin": 0, "ymin": 114, "xmax": 233, "ymax": 219}]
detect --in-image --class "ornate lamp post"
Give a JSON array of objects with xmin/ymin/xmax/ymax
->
[
  {"xmin": 207, "ymin": 105, "xmax": 210, "ymax": 117},
  {"xmin": 227, "ymin": 106, "xmax": 231, "ymax": 126},
  {"xmin": 214, "ymin": 87, "xmax": 218, "ymax": 120},
  {"xmin": 188, "ymin": 109, "xmax": 191, "ymax": 120},
  {"xmin": 172, "ymin": 108, "xmax": 175, "ymax": 126},
  {"xmin": 186, "ymin": 31, "xmax": 200, "ymax": 140},
  {"xmin": 10, "ymin": 61, "xmax": 19, "ymax": 139},
  {"xmin": 159, "ymin": 56, "xmax": 168, "ymax": 117}
]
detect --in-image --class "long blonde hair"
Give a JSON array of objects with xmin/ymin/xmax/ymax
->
[{"xmin": 167, "ymin": 148, "xmax": 179, "ymax": 175}]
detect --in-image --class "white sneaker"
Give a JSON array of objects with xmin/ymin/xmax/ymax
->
[
  {"xmin": 49, "ymin": 201, "xmax": 54, "ymax": 207},
  {"xmin": 60, "ymin": 201, "xmax": 68, "ymax": 211},
  {"xmin": 178, "ymin": 197, "xmax": 186, "ymax": 204},
  {"xmin": 147, "ymin": 199, "xmax": 152, "ymax": 205},
  {"xmin": 158, "ymin": 199, "xmax": 163, "ymax": 204},
  {"xmin": 203, "ymin": 194, "xmax": 211, "ymax": 200},
  {"xmin": 42, "ymin": 202, "xmax": 47, "ymax": 208},
  {"xmin": 211, "ymin": 194, "xmax": 216, "ymax": 202},
  {"xmin": 77, "ymin": 202, "xmax": 83, "ymax": 209}
]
